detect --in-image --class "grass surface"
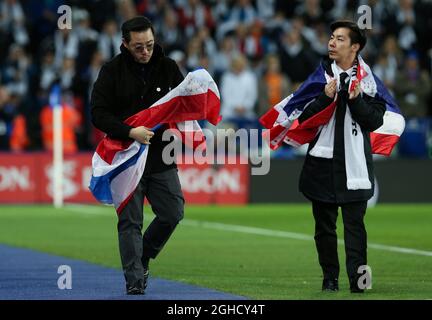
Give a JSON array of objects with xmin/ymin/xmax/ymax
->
[{"xmin": 0, "ymin": 203, "xmax": 431, "ymax": 299}]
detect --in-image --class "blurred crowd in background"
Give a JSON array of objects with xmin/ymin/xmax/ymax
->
[{"xmin": 0, "ymin": 0, "xmax": 431, "ymax": 157}]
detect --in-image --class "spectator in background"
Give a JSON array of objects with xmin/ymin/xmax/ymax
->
[
  {"xmin": 40, "ymin": 91, "xmax": 81, "ymax": 153},
  {"xmin": 74, "ymin": 8, "xmax": 99, "ymax": 73},
  {"xmin": 218, "ymin": 52, "xmax": 259, "ymax": 155},
  {"xmin": 257, "ymin": 54, "xmax": 290, "ymax": 116},
  {"xmin": 197, "ymin": 27, "xmax": 218, "ymax": 61},
  {"xmin": 279, "ymin": 26, "xmax": 318, "ymax": 89},
  {"xmin": 429, "ymin": 48, "xmax": 432, "ymax": 116},
  {"xmin": 212, "ymin": 35, "xmax": 239, "ymax": 81},
  {"xmin": 169, "ymin": 50, "xmax": 187, "ymax": 76},
  {"xmin": 295, "ymin": 0, "xmax": 324, "ymax": 27},
  {"xmin": 56, "ymin": 56, "xmax": 87, "ymax": 149},
  {"xmin": 198, "ymin": 53, "xmax": 212, "ymax": 76},
  {"xmin": 309, "ymin": 22, "xmax": 330, "ymax": 59},
  {"xmin": 290, "ymin": 15, "xmax": 317, "ymax": 48},
  {"xmin": 21, "ymin": 0, "xmax": 63, "ymax": 59},
  {"xmin": 228, "ymin": 0, "xmax": 257, "ymax": 26},
  {"xmin": 1, "ymin": 44, "xmax": 29, "ymax": 99},
  {"xmin": 85, "ymin": 51, "xmax": 105, "ymax": 99},
  {"xmin": 0, "ymin": 0, "xmax": 429, "ymax": 155},
  {"xmin": 38, "ymin": 50, "xmax": 58, "ymax": 91},
  {"xmin": 74, "ymin": 8, "xmax": 99, "ymax": 43},
  {"xmin": 211, "ymin": 0, "xmax": 230, "ymax": 24},
  {"xmin": 83, "ymin": 50, "xmax": 105, "ymax": 147},
  {"xmin": 216, "ymin": 0, "xmax": 257, "ymax": 41},
  {"xmin": 0, "ymin": 90, "xmax": 26, "ymax": 151},
  {"xmin": 157, "ymin": 6, "xmax": 185, "ymax": 53},
  {"xmin": 364, "ymin": 0, "xmax": 394, "ymax": 47},
  {"xmin": 256, "ymin": 0, "xmax": 276, "ymax": 21},
  {"xmin": 10, "ymin": 113, "xmax": 29, "ymax": 152},
  {"xmin": 59, "ymin": 58, "xmax": 77, "ymax": 92},
  {"xmin": 0, "ymin": 86, "xmax": 14, "ymax": 150},
  {"xmin": 263, "ymin": 8, "xmax": 289, "ymax": 45},
  {"xmin": 220, "ymin": 53, "xmax": 257, "ymax": 121},
  {"xmin": 374, "ymin": 53, "xmax": 396, "ymax": 92},
  {"xmin": 240, "ymin": 20, "xmax": 268, "ymax": 61},
  {"xmin": 84, "ymin": 0, "xmax": 117, "ymax": 32},
  {"xmin": 396, "ymin": 0, "xmax": 417, "ymax": 51},
  {"xmin": 233, "ymin": 23, "xmax": 248, "ymax": 55},
  {"xmin": 0, "ymin": 0, "xmax": 29, "ymax": 46},
  {"xmin": 372, "ymin": 35, "xmax": 402, "ymax": 91},
  {"xmin": 53, "ymin": 28, "xmax": 79, "ymax": 68},
  {"xmin": 185, "ymin": 35, "xmax": 204, "ymax": 71},
  {"xmin": 393, "ymin": 51, "xmax": 431, "ymax": 118},
  {"xmin": 117, "ymin": 0, "xmax": 138, "ymax": 22},
  {"xmin": 428, "ymin": 85, "xmax": 432, "ymax": 117},
  {"xmin": 137, "ymin": 0, "xmax": 169, "ymax": 32},
  {"xmin": 274, "ymin": 0, "xmax": 301, "ymax": 19},
  {"xmin": 176, "ymin": 0, "xmax": 215, "ymax": 38},
  {"xmin": 98, "ymin": 19, "xmax": 122, "ymax": 62}
]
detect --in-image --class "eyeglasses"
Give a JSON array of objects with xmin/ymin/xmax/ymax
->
[{"xmin": 131, "ymin": 42, "xmax": 154, "ymax": 52}]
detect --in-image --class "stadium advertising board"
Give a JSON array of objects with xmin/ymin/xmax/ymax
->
[{"xmin": 0, "ymin": 153, "xmax": 249, "ymax": 205}]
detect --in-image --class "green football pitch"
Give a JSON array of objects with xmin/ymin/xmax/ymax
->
[{"xmin": 0, "ymin": 204, "xmax": 431, "ymax": 299}]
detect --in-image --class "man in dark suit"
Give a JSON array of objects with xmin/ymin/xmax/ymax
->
[
  {"xmin": 91, "ymin": 16, "xmax": 185, "ymax": 295},
  {"xmin": 298, "ymin": 21, "xmax": 385, "ymax": 293}
]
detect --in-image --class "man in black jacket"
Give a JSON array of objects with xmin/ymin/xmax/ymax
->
[
  {"xmin": 298, "ymin": 21, "xmax": 385, "ymax": 293},
  {"xmin": 90, "ymin": 16, "xmax": 185, "ymax": 295}
]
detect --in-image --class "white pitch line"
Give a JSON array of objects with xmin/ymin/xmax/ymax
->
[
  {"xmin": 183, "ymin": 219, "xmax": 314, "ymax": 241},
  {"xmin": 182, "ymin": 219, "xmax": 432, "ymax": 257},
  {"xmin": 60, "ymin": 206, "xmax": 432, "ymax": 257}
]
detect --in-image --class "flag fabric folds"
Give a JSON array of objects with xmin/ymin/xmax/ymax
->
[
  {"xmin": 89, "ymin": 69, "xmax": 221, "ymax": 213},
  {"xmin": 260, "ymin": 56, "xmax": 405, "ymax": 155}
]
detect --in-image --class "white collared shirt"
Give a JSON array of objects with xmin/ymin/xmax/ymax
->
[{"xmin": 333, "ymin": 62, "xmax": 354, "ymax": 92}]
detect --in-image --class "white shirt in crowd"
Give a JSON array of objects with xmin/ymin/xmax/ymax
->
[{"xmin": 220, "ymin": 69, "xmax": 257, "ymax": 119}]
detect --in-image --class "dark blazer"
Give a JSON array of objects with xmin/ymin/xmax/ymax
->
[
  {"xmin": 91, "ymin": 44, "xmax": 184, "ymax": 174},
  {"xmin": 298, "ymin": 58, "xmax": 386, "ymax": 203}
]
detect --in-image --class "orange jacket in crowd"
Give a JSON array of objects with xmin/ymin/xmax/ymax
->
[
  {"xmin": 40, "ymin": 103, "xmax": 81, "ymax": 153},
  {"xmin": 10, "ymin": 114, "xmax": 30, "ymax": 151}
]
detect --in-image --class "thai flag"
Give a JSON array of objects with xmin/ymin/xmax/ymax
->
[
  {"xmin": 260, "ymin": 58, "xmax": 405, "ymax": 155},
  {"xmin": 89, "ymin": 69, "xmax": 221, "ymax": 213}
]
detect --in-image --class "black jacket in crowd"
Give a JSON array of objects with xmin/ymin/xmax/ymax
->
[
  {"xmin": 91, "ymin": 43, "xmax": 184, "ymax": 174},
  {"xmin": 298, "ymin": 58, "xmax": 386, "ymax": 204}
]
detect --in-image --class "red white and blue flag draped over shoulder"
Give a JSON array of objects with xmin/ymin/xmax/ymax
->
[
  {"xmin": 260, "ymin": 56, "xmax": 405, "ymax": 156},
  {"xmin": 89, "ymin": 69, "xmax": 221, "ymax": 213}
]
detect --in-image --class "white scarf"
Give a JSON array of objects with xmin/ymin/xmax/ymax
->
[{"xmin": 308, "ymin": 57, "xmax": 377, "ymax": 190}]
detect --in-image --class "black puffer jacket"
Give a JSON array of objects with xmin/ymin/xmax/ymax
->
[
  {"xmin": 91, "ymin": 44, "xmax": 184, "ymax": 174},
  {"xmin": 298, "ymin": 58, "xmax": 386, "ymax": 203}
]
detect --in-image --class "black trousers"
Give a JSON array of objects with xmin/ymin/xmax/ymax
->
[
  {"xmin": 117, "ymin": 168, "xmax": 184, "ymax": 287},
  {"xmin": 312, "ymin": 200, "xmax": 367, "ymax": 282}
]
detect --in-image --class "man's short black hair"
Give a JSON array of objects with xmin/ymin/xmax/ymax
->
[
  {"xmin": 330, "ymin": 20, "xmax": 367, "ymax": 53},
  {"xmin": 121, "ymin": 16, "xmax": 154, "ymax": 43}
]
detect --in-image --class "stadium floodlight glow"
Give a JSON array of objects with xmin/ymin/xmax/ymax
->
[{"xmin": 49, "ymin": 84, "xmax": 64, "ymax": 208}]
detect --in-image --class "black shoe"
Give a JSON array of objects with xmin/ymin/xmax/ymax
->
[
  {"xmin": 350, "ymin": 287, "xmax": 365, "ymax": 293},
  {"xmin": 350, "ymin": 281, "xmax": 365, "ymax": 293},
  {"xmin": 322, "ymin": 278, "xmax": 339, "ymax": 292},
  {"xmin": 126, "ymin": 278, "xmax": 145, "ymax": 295},
  {"xmin": 126, "ymin": 286, "xmax": 144, "ymax": 295}
]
